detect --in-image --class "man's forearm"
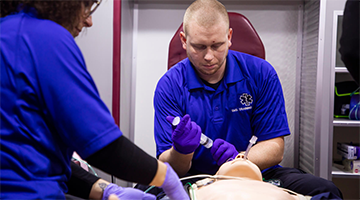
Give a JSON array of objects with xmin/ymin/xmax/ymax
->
[
  {"xmin": 246, "ymin": 136, "xmax": 284, "ymax": 171},
  {"xmin": 158, "ymin": 147, "xmax": 193, "ymax": 177}
]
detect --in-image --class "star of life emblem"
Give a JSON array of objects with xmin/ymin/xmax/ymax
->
[{"xmin": 240, "ymin": 93, "xmax": 253, "ymax": 106}]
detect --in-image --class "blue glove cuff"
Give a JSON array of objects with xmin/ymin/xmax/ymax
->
[{"xmin": 161, "ymin": 163, "xmax": 190, "ymax": 200}]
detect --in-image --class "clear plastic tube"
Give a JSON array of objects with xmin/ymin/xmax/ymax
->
[
  {"xmin": 172, "ymin": 116, "xmax": 213, "ymax": 149},
  {"xmin": 243, "ymin": 135, "xmax": 258, "ymax": 160}
]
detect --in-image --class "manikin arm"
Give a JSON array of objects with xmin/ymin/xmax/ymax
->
[{"xmin": 245, "ymin": 136, "xmax": 284, "ymax": 171}]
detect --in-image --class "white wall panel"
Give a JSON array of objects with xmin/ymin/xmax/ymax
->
[
  {"xmin": 134, "ymin": 5, "xmax": 187, "ymax": 157},
  {"xmin": 76, "ymin": 0, "xmax": 114, "ymax": 111},
  {"xmin": 299, "ymin": 0, "xmax": 320, "ymax": 175}
]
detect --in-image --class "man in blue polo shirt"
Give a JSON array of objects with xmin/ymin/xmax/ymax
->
[{"xmin": 154, "ymin": 0, "xmax": 342, "ymax": 198}]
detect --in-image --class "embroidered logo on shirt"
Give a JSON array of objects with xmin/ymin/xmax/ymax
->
[
  {"xmin": 240, "ymin": 93, "xmax": 253, "ymax": 106},
  {"xmin": 231, "ymin": 93, "xmax": 253, "ymax": 113}
]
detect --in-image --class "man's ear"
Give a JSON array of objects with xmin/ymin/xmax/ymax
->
[
  {"xmin": 228, "ymin": 28, "xmax": 233, "ymax": 48},
  {"xmin": 180, "ymin": 31, "xmax": 187, "ymax": 50}
]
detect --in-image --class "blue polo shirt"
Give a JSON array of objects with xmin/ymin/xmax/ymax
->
[
  {"xmin": 0, "ymin": 10, "xmax": 121, "ymax": 198},
  {"xmin": 154, "ymin": 50, "xmax": 290, "ymax": 175}
]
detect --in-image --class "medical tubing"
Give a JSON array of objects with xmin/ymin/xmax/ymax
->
[
  {"xmin": 243, "ymin": 135, "xmax": 258, "ymax": 160},
  {"xmin": 144, "ymin": 186, "xmax": 155, "ymax": 194},
  {"xmin": 144, "ymin": 175, "xmax": 244, "ymax": 195},
  {"xmin": 185, "ymin": 182, "xmax": 195, "ymax": 200},
  {"xmin": 172, "ymin": 116, "xmax": 213, "ymax": 148}
]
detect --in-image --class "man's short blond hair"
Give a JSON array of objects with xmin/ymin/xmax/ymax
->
[{"xmin": 183, "ymin": 0, "xmax": 229, "ymax": 35}]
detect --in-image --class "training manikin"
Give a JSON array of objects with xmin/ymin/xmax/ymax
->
[{"xmin": 191, "ymin": 153, "xmax": 311, "ymax": 200}]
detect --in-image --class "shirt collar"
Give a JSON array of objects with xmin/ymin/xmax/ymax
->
[
  {"xmin": 19, "ymin": 6, "xmax": 38, "ymax": 17},
  {"xmin": 224, "ymin": 50, "xmax": 245, "ymax": 84},
  {"xmin": 185, "ymin": 59, "xmax": 205, "ymax": 90}
]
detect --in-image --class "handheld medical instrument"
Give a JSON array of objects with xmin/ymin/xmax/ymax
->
[
  {"xmin": 172, "ymin": 116, "xmax": 213, "ymax": 148},
  {"xmin": 243, "ymin": 135, "xmax": 258, "ymax": 160}
]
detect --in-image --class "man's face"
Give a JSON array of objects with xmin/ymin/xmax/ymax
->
[{"xmin": 180, "ymin": 21, "xmax": 232, "ymax": 82}]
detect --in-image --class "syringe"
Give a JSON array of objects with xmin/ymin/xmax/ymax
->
[
  {"xmin": 172, "ymin": 116, "xmax": 213, "ymax": 148},
  {"xmin": 243, "ymin": 135, "xmax": 258, "ymax": 160}
]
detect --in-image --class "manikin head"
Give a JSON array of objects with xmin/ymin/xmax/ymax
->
[
  {"xmin": 180, "ymin": 0, "xmax": 233, "ymax": 84},
  {"xmin": 216, "ymin": 153, "xmax": 262, "ymax": 181}
]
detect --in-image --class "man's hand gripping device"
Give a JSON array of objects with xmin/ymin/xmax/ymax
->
[{"xmin": 172, "ymin": 116, "xmax": 213, "ymax": 148}]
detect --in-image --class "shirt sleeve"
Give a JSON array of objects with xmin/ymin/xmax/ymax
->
[
  {"xmin": 153, "ymin": 69, "xmax": 185, "ymax": 157},
  {"xmin": 31, "ymin": 26, "xmax": 121, "ymax": 158},
  {"xmin": 250, "ymin": 63, "xmax": 291, "ymax": 141}
]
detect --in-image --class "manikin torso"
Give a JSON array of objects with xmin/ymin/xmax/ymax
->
[{"xmin": 192, "ymin": 154, "xmax": 308, "ymax": 200}]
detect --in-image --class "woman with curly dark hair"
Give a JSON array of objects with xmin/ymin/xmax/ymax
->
[
  {"xmin": 0, "ymin": 1, "xmax": 188, "ymax": 199},
  {"xmin": 1, "ymin": 0, "xmax": 95, "ymax": 36}
]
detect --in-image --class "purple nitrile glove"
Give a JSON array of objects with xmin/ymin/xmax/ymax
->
[
  {"xmin": 210, "ymin": 138, "xmax": 239, "ymax": 166},
  {"xmin": 102, "ymin": 183, "xmax": 156, "ymax": 200},
  {"xmin": 161, "ymin": 163, "xmax": 190, "ymax": 200},
  {"xmin": 166, "ymin": 114, "xmax": 202, "ymax": 154}
]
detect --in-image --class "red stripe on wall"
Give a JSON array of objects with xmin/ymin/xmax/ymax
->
[{"xmin": 112, "ymin": 0, "xmax": 121, "ymax": 126}]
